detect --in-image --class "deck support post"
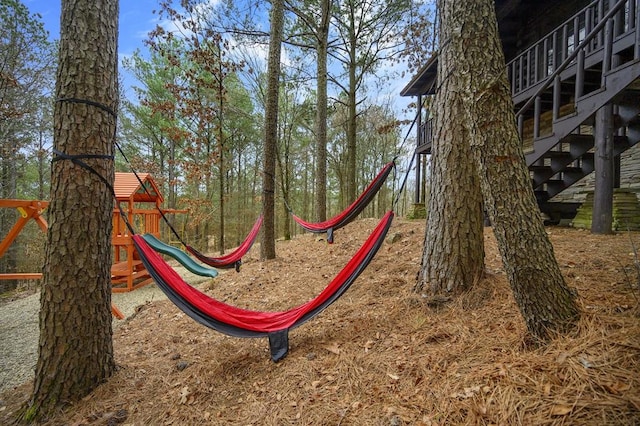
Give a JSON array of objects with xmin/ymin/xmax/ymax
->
[
  {"xmin": 415, "ymin": 94, "xmax": 423, "ymax": 204},
  {"xmin": 591, "ymin": 103, "xmax": 615, "ymax": 234}
]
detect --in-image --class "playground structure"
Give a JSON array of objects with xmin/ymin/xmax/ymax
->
[
  {"xmin": 111, "ymin": 172, "xmax": 187, "ymax": 292},
  {"xmin": 0, "ymin": 199, "xmax": 49, "ymax": 280},
  {"xmin": 0, "ymin": 174, "xmax": 189, "ymax": 295},
  {"xmin": 0, "ymin": 199, "xmax": 124, "ymax": 319}
]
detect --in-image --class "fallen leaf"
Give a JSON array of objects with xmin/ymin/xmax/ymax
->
[
  {"xmin": 603, "ymin": 382, "xmax": 631, "ymax": 394},
  {"xmin": 363, "ymin": 340, "xmax": 374, "ymax": 352},
  {"xmin": 556, "ymin": 352, "xmax": 569, "ymax": 364},
  {"xmin": 324, "ymin": 343, "xmax": 340, "ymax": 355},
  {"xmin": 179, "ymin": 386, "xmax": 190, "ymax": 405},
  {"xmin": 550, "ymin": 404, "xmax": 572, "ymax": 416},
  {"xmin": 578, "ymin": 355, "xmax": 593, "ymax": 368}
]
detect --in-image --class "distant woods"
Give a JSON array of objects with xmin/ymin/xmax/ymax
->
[
  {"xmin": 2, "ymin": 0, "xmax": 436, "ymax": 276},
  {"xmin": 0, "ymin": 0, "xmax": 56, "ymax": 289},
  {"xmin": 119, "ymin": 0, "xmax": 436, "ymax": 254}
]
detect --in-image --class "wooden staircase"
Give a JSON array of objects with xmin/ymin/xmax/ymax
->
[{"xmin": 509, "ymin": 0, "xmax": 640, "ymax": 220}]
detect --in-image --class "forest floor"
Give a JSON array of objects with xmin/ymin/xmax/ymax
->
[{"xmin": 1, "ymin": 216, "xmax": 639, "ymax": 425}]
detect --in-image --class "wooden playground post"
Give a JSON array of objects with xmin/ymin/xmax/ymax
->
[
  {"xmin": 0, "ymin": 199, "xmax": 124, "ymax": 319},
  {"xmin": 111, "ymin": 173, "xmax": 162, "ymax": 292},
  {"xmin": 0, "ymin": 200, "xmax": 49, "ymax": 259}
]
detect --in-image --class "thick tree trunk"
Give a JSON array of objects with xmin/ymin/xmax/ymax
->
[
  {"xmin": 260, "ymin": 0, "xmax": 284, "ymax": 260},
  {"xmin": 459, "ymin": 0, "xmax": 580, "ymax": 339},
  {"xmin": 415, "ymin": 0, "xmax": 485, "ymax": 295},
  {"xmin": 23, "ymin": 0, "xmax": 118, "ymax": 421}
]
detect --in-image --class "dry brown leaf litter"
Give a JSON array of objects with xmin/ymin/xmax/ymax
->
[{"xmin": 0, "ymin": 217, "xmax": 638, "ymax": 425}]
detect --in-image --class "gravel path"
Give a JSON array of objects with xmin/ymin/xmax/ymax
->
[{"xmin": 0, "ymin": 266, "xmax": 211, "ymax": 393}]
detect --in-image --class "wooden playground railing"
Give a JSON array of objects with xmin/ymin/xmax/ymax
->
[
  {"xmin": 0, "ymin": 199, "xmax": 124, "ymax": 319},
  {"xmin": 0, "ymin": 199, "xmax": 49, "ymax": 261}
]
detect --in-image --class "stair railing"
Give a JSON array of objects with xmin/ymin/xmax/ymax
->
[
  {"xmin": 512, "ymin": 0, "xmax": 635, "ymax": 136},
  {"xmin": 415, "ymin": 0, "xmax": 637, "ymax": 157}
]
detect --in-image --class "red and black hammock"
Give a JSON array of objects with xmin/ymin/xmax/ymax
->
[
  {"xmin": 292, "ymin": 161, "xmax": 394, "ymax": 243},
  {"xmin": 132, "ymin": 210, "xmax": 394, "ymax": 362},
  {"xmin": 185, "ymin": 214, "xmax": 263, "ymax": 272}
]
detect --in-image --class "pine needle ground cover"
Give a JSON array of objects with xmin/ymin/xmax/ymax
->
[{"xmin": 1, "ymin": 218, "xmax": 638, "ymax": 425}]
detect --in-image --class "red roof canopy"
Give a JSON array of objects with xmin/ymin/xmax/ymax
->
[{"xmin": 114, "ymin": 173, "xmax": 163, "ymax": 205}]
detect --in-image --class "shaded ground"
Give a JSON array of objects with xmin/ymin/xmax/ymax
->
[{"xmin": 1, "ymin": 217, "xmax": 639, "ymax": 425}]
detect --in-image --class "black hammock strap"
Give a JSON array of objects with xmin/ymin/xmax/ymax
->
[
  {"xmin": 51, "ymin": 148, "xmax": 135, "ymax": 235},
  {"xmin": 113, "ymin": 142, "xmax": 186, "ymax": 246}
]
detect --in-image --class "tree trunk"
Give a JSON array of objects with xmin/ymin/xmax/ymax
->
[
  {"xmin": 314, "ymin": 0, "xmax": 331, "ymax": 223},
  {"xmin": 260, "ymin": 0, "xmax": 284, "ymax": 260},
  {"xmin": 219, "ymin": 139, "xmax": 226, "ymax": 253},
  {"xmin": 22, "ymin": 0, "xmax": 118, "ymax": 421},
  {"xmin": 276, "ymin": 131, "xmax": 291, "ymax": 241},
  {"xmin": 346, "ymin": 32, "xmax": 358, "ymax": 205},
  {"xmin": 0, "ymin": 139, "xmax": 19, "ymax": 292},
  {"xmin": 459, "ymin": 0, "xmax": 580, "ymax": 339},
  {"xmin": 0, "ymin": 197, "xmax": 18, "ymax": 293},
  {"xmin": 218, "ymin": 45, "xmax": 226, "ymax": 253},
  {"xmin": 415, "ymin": 0, "xmax": 485, "ymax": 295}
]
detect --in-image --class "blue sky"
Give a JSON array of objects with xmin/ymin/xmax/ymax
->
[
  {"xmin": 23, "ymin": 0, "xmax": 414, "ymax": 117},
  {"xmin": 25, "ymin": 0, "xmax": 160, "ymax": 54},
  {"xmin": 25, "ymin": 0, "xmax": 164, "ymax": 98}
]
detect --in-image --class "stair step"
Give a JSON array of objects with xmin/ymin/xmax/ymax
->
[
  {"xmin": 534, "ymin": 190, "xmax": 550, "ymax": 203},
  {"xmin": 545, "ymin": 179, "xmax": 571, "ymax": 199},
  {"xmin": 581, "ymin": 152, "xmax": 595, "ymax": 171},
  {"xmin": 615, "ymin": 90, "xmax": 640, "ymax": 120},
  {"xmin": 538, "ymin": 202, "xmax": 582, "ymax": 223},
  {"xmin": 530, "ymin": 167, "xmax": 555, "ymax": 188},
  {"xmin": 540, "ymin": 151, "xmax": 573, "ymax": 171},
  {"xmin": 613, "ymin": 135, "xmax": 632, "ymax": 154},
  {"xmin": 531, "ymin": 166, "xmax": 584, "ymax": 188},
  {"xmin": 566, "ymin": 134, "xmax": 594, "ymax": 157}
]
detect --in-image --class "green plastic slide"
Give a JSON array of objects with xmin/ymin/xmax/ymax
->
[{"xmin": 141, "ymin": 234, "xmax": 218, "ymax": 278}]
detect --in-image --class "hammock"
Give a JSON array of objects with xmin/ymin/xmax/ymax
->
[
  {"xmin": 185, "ymin": 214, "xmax": 263, "ymax": 272},
  {"xmin": 132, "ymin": 210, "xmax": 394, "ymax": 362},
  {"xmin": 292, "ymin": 161, "xmax": 394, "ymax": 243}
]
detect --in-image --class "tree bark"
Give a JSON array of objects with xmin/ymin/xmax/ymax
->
[
  {"xmin": 22, "ymin": 0, "xmax": 118, "ymax": 421},
  {"xmin": 459, "ymin": 0, "xmax": 580, "ymax": 339},
  {"xmin": 346, "ymin": 21, "xmax": 358, "ymax": 205},
  {"xmin": 260, "ymin": 0, "xmax": 284, "ymax": 260},
  {"xmin": 314, "ymin": 0, "xmax": 331, "ymax": 223},
  {"xmin": 218, "ymin": 57, "xmax": 226, "ymax": 253},
  {"xmin": 415, "ymin": 0, "xmax": 485, "ymax": 295}
]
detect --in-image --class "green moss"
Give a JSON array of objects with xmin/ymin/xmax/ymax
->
[
  {"xmin": 18, "ymin": 403, "xmax": 40, "ymax": 423},
  {"xmin": 407, "ymin": 203, "xmax": 427, "ymax": 219}
]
